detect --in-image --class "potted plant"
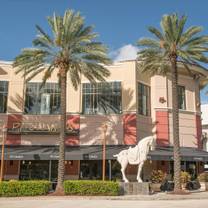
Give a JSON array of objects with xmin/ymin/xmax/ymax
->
[
  {"xmin": 150, "ymin": 170, "xmax": 165, "ymax": 192},
  {"xmin": 180, "ymin": 171, "xmax": 191, "ymax": 189},
  {"xmin": 198, "ymin": 172, "xmax": 208, "ymax": 191}
]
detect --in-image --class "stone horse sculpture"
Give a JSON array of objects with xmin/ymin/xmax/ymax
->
[{"xmin": 114, "ymin": 136, "xmax": 156, "ymax": 182}]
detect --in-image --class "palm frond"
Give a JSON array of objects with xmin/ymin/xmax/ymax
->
[
  {"xmin": 13, "ymin": 9, "xmax": 111, "ymax": 88},
  {"xmin": 148, "ymin": 26, "xmax": 164, "ymax": 40},
  {"xmin": 137, "ymin": 13, "xmax": 208, "ymax": 76}
]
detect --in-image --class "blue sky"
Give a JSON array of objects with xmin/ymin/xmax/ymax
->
[{"xmin": 1, "ymin": 0, "xmax": 208, "ymax": 102}]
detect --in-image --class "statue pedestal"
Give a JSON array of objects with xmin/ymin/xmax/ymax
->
[{"xmin": 120, "ymin": 182, "xmax": 150, "ymax": 195}]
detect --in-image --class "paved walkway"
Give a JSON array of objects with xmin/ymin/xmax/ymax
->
[
  {"xmin": 0, "ymin": 197, "xmax": 208, "ymax": 208},
  {"xmin": 1, "ymin": 192, "xmax": 208, "ymax": 208}
]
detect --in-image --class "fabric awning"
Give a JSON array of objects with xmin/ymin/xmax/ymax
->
[
  {"xmin": 0, "ymin": 145, "xmax": 127, "ymax": 160},
  {"xmin": 2, "ymin": 146, "xmax": 58, "ymax": 160},
  {"xmin": 1, "ymin": 145, "xmax": 208, "ymax": 162},
  {"xmin": 148, "ymin": 146, "xmax": 208, "ymax": 162}
]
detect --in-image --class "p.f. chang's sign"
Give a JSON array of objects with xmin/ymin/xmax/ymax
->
[{"xmin": 7, "ymin": 122, "xmax": 79, "ymax": 136}]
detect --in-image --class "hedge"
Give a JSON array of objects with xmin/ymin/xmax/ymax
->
[
  {"xmin": 0, "ymin": 180, "xmax": 51, "ymax": 197},
  {"xmin": 64, "ymin": 180, "xmax": 120, "ymax": 196}
]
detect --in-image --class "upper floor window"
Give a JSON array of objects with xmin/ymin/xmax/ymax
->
[
  {"xmin": 25, "ymin": 82, "xmax": 60, "ymax": 115},
  {"xmin": 138, "ymin": 82, "xmax": 150, "ymax": 116},
  {"xmin": 0, "ymin": 81, "xmax": 8, "ymax": 113},
  {"xmin": 178, "ymin": 85, "xmax": 186, "ymax": 110},
  {"xmin": 82, "ymin": 82, "xmax": 121, "ymax": 114}
]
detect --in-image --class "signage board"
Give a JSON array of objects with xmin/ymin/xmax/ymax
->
[{"xmin": 7, "ymin": 121, "xmax": 79, "ymax": 136}]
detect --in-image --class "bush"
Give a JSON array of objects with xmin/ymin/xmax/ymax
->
[
  {"xmin": 150, "ymin": 170, "xmax": 165, "ymax": 183},
  {"xmin": 0, "ymin": 180, "xmax": 51, "ymax": 197},
  {"xmin": 64, "ymin": 180, "xmax": 119, "ymax": 196},
  {"xmin": 180, "ymin": 171, "xmax": 191, "ymax": 184},
  {"xmin": 198, "ymin": 172, "xmax": 208, "ymax": 182}
]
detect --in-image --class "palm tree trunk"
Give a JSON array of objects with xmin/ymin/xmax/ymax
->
[
  {"xmin": 55, "ymin": 67, "xmax": 67, "ymax": 194},
  {"xmin": 170, "ymin": 54, "xmax": 181, "ymax": 192}
]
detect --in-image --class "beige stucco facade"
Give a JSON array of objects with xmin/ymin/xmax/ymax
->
[
  {"xmin": 0, "ymin": 60, "xmax": 208, "ymax": 148},
  {"xmin": 0, "ymin": 60, "xmax": 208, "ymax": 181}
]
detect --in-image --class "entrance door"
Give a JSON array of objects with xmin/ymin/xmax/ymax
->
[
  {"xmin": 186, "ymin": 161, "xmax": 197, "ymax": 180},
  {"xmin": 169, "ymin": 161, "xmax": 197, "ymax": 180},
  {"xmin": 80, "ymin": 160, "xmax": 102, "ymax": 180}
]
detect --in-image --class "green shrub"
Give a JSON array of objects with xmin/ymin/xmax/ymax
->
[
  {"xmin": 64, "ymin": 180, "xmax": 119, "ymax": 196},
  {"xmin": 198, "ymin": 172, "xmax": 208, "ymax": 182},
  {"xmin": 180, "ymin": 171, "xmax": 191, "ymax": 184},
  {"xmin": 150, "ymin": 170, "xmax": 165, "ymax": 183},
  {"xmin": 0, "ymin": 180, "xmax": 51, "ymax": 197}
]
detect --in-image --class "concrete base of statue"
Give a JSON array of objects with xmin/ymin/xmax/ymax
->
[{"xmin": 119, "ymin": 182, "xmax": 150, "ymax": 195}]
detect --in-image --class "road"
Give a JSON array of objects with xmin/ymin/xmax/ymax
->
[{"xmin": 0, "ymin": 198, "xmax": 208, "ymax": 208}]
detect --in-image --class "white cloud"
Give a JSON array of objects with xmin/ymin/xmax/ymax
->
[{"xmin": 110, "ymin": 44, "xmax": 139, "ymax": 62}]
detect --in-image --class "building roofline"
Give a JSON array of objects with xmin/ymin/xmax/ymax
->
[{"xmin": 115, "ymin": 59, "xmax": 208, "ymax": 73}]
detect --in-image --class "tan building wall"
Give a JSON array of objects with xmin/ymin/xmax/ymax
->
[
  {"xmin": 80, "ymin": 115, "xmax": 123, "ymax": 145},
  {"xmin": 0, "ymin": 60, "xmax": 207, "ymax": 148},
  {"xmin": 169, "ymin": 112, "xmax": 197, "ymax": 147}
]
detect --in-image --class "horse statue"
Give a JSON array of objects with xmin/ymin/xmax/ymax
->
[{"xmin": 114, "ymin": 136, "xmax": 156, "ymax": 183}]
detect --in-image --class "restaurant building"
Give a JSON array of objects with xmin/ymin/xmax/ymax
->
[{"xmin": 1, "ymin": 60, "xmax": 208, "ymax": 182}]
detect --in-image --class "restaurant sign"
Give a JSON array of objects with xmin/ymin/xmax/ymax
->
[{"xmin": 7, "ymin": 121, "xmax": 79, "ymax": 136}]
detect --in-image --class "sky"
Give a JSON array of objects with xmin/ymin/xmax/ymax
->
[{"xmin": 1, "ymin": 0, "xmax": 208, "ymax": 102}]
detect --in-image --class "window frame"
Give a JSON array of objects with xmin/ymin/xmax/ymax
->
[
  {"xmin": 137, "ymin": 82, "xmax": 151, "ymax": 116},
  {"xmin": 82, "ymin": 81, "xmax": 122, "ymax": 115},
  {"xmin": 178, "ymin": 85, "xmax": 186, "ymax": 110},
  {"xmin": 24, "ymin": 82, "xmax": 61, "ymax": 115},
  {"xmin": 0, "ymin": 80, "xmax": 9, "ymax": 114}
]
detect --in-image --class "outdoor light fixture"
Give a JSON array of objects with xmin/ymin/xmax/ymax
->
[
  {"xmin": 68, "ymin": 160, "xmax": 73, "ymax": 166},
  {"xmin": 159, "ymin": 97, "xmax": 166, "ymax": 103}
]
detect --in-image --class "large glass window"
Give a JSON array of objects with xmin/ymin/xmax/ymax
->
[
  {"xmin": 138, "ymin": 82, "xmax": 150, "ymax": 116},
  {"xmin": 25, "ymin": 82, "xmax": 60, "ymax": 114},
  {"xmin": 82, "ymin": 82, "xmax": 121, "ymax": 114},
  {"xmin": 178, "ymin": 85, "xmax": 186, "ymax": 110},
  {"xmin": 19, "ymin": 160, "xmax": 58, "ymax": 181},
  {"xmin": 0, "ymin": 81, "xmax": 8, "ymax": 113}
]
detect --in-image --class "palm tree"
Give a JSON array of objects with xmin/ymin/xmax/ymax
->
[
  {"xmin": 13, "ymin": 10, "xmax": 111, "ymax": 194},
  {"xmin": 137, "ymin": 14, "xmax": 208, "ymax": 192}
]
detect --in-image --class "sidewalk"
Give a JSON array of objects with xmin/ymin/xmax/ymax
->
[{"xmin": 0, "ymin": 191, "xmax": 208, "ymax": 201}]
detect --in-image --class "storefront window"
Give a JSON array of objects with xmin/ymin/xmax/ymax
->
[
  {"xmin": 79, "ymin": 160, "xmax": 121, "ymax": 180},
  {"xmin": 178, "ymin": 85, "xmax": 186, "ymax": 110},
  {"xmin": 82, "ymin": 82, "xmax": 121, "ymax": 114},
  {"xmin": 19, "ymin": 160, "xmax": 58, "ymax": 181},
  {"xmin": 0, "ymin": 81, "xmax": 8, "ymax": 113},
  {"xmin": 25, "ymin": 82, "xmax": 60, "ymax": 114},
  {"xmin": 138, "ymin": 82, "xmax": 150, "ymax": 116},
  {"xmin": 169, "ymin": 161, "xmax": 197, "ymax": 180}
]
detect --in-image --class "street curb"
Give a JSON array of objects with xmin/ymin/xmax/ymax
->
[{"xmin": 0, "ymin": 192, "xmax": 208, "ymax": 201}]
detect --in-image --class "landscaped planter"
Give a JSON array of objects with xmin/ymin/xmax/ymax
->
[
  {"xmin": 205, "ymin": 182, "xmax": 208, "ymax": 191},
  {"xmin": 150, "ymin": 170, "xmax": 165, "ymax": 192},
  {"xmin": 150, "ymin": 183, "xmax": 161, "ymax": 192},
  {"xmin": 0, "ymin": 180, "xmax": 51, "ymax": 197},
  {"xmin": 64, "ymin": 180, "xmax": 120, "ymax": 196},
  {"xmin": 198, "ymin": 172, "xmax": 208, "ymax": 191},
  {"xmin": 181, "ymin": 183, "xmax": 186, "ymax": 190},
  {"xmin": 200, "ymin": 182, "xmax": 208, "ymax": 191}
]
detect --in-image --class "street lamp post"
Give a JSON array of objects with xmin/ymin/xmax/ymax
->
[
  {"xmin": 102, "ymin": 123, "xmax": 107, "ymax": 181},
  {"xmin": 0, "ymin": 125, "xmax": 6, "ymax": 182}
]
